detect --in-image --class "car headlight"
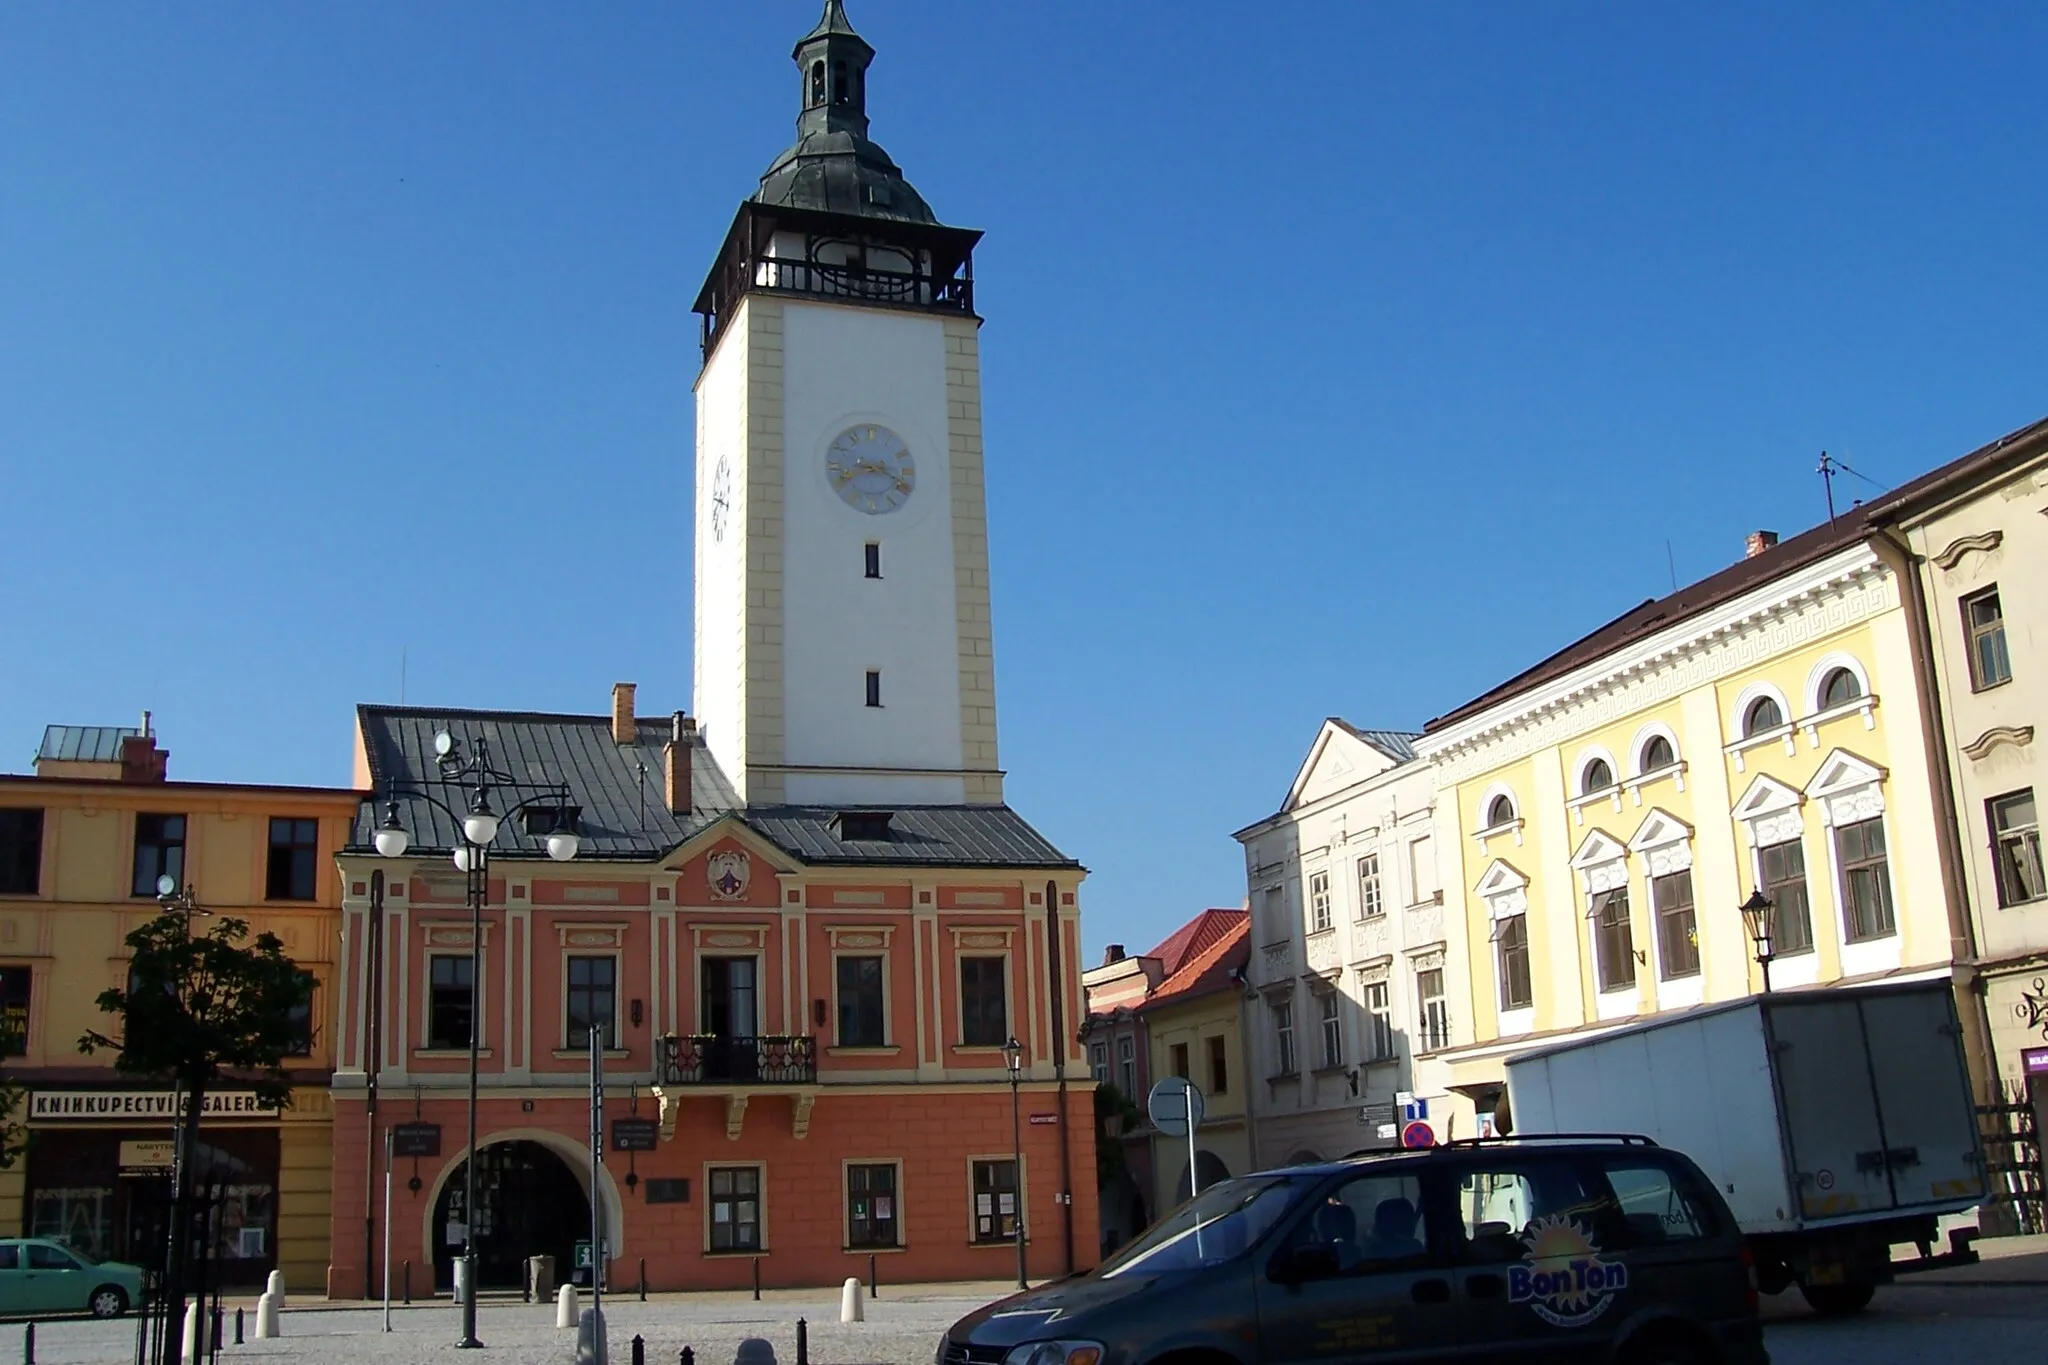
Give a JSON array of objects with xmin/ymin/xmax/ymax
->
[{"xmin": 1003, "ymin": 1341, "xmax": 1105, "ymax": 1365}]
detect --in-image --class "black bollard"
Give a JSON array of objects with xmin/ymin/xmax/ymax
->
[
  {"xmin": 234, "ymin": 1307, "xmax": 244, "ymax": 1345},
  {"xmin": 869, "ymin": 1253, "xmax": 878, "ymax": 1299},
  {"xmin": 751, "ymin": 1257, "xmax": 760, "ymax": 1301},
  {"xmin": 402, "ymin": 1261, "xmax": 412, "ymax": 1305},
  {"xmin": 797, "ymin": 1317, "xmax": 808, "ymax": 1365},
  {"xmin": 631, "ymin": 1335, "xmax": 645, "ymax": 1365},
  {"xmin": 639, "ymin": 1258, "xmax": 647, "ymax": 1302},
  {"xmin": 23, "ymin": 1320, "xmax": 33, "ymax": 1365},
  {"xmin": 681, "ymin": 1348, "xmax": 695, "ymax": 1365}
]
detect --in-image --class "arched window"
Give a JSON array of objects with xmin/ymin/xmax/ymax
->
[
  {"xmin": 810, "ymin": 60, "xmax": 826, "ymax": 105},
  {"xmin": 1744, "ymin": 696, "xmax": 1784, "ymax": 736},
  {"xmin": 1822, "ymin": 667, "xmax": 1863, "ymax": 708},
  {"xmin": 1486, "ymin": 794, "xmax": 1516, "ymax": 828},
  {"xmin": 1582, "ymin": 759, "xmax": 1614, "ymax": 794},
  {"xmin": 1641, "ymin": 735, "xmax": 1676, "ymax": 772},
  {"xmin": 832, "ymin": 60, "xmax": 849, "ymax": 104}
]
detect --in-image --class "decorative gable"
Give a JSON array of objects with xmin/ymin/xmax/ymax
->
[
  {"xmin": 1284, "ymin": 720, "xmax": 1396, "ymax": 813},
  {"xmin": 1627, "ymin": 807, "xmax": 1694, "ymax": 876},
  {"xmin": 1805, "ymin": 749, "xmax": 1888, "ymax": 827},
  {"xmin": 1570, "ymin": 829, "xmax": 1629, "ymax": 892},
  {"xmin": 1733, "ymin": 773, "xmax": 1805, "ymax": 847}
]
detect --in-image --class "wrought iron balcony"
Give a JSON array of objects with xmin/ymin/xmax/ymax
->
[{"xmin": 657, "ymin": 1033, "xmax": 817, "ymax": 1086}]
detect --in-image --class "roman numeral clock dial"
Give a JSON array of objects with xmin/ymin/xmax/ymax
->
[{"xmin": 826, "ymin": 425, "xmax": 915, "ymax": 515}]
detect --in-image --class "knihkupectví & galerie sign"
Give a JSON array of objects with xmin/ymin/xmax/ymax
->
[{"xmin": 30, "ymin": 1091, "xmax": 278, "ymax": 1121}]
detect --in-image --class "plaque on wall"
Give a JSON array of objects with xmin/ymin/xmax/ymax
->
[
  {"xmin": 645, "ymin": 1178, "xmax": 689, "ymax": 1204},
  {"xmin": 392, "ymin": 1122, "xmax": 442, "ymax": 1157},
  {"xmin": 611, "ymin": 1118, "xmax": 659, "ymax": 1152}
]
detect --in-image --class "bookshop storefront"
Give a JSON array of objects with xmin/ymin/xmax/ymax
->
[{"xmin": 24, "ymin": 1090, "xmax": 281, "ymax": 1287}]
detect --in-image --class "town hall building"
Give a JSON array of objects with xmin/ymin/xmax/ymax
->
[{"xmin": 323, "ymin": 3, "xmax": 1097, "ymax": 1297}]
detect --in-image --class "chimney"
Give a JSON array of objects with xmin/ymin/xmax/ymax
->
[
  {"xmin": 1745, "ymin": 530, "xmax": 1780, "ymax": 559},
  {"xmin": 119, "ymin": 732, "xmax": 169, "ymax": 784},
  {"xmin": 1102, "ymin": 944, "xmax": 1126, "ymax": 966},
  {"xmin": 663, "ymin": 711, "xmax": 696, "ymax": 814},
  {"xmin": 611, "ymin": 682, "xmax": 637, "ymax": 744}
]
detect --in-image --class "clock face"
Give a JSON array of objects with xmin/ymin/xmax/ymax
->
[
  {"xmin": 827, "ymin": 425, "xmax": 915, "ymax": 515},
  {"xmin": 710, "ymin": 457, "xmax": 732, "ymax": 542}
]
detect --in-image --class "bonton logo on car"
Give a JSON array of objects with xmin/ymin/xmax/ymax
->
[{"xmin": 1506, "ymin": 1216, "xmax": 1629, "ymax": 1327}]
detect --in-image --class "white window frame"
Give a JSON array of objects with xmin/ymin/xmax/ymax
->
[
  {"xmin": 1624, "ymin": 722, "xmax": 1687, "ymax": 803},
  {"xmin": 1316, "ymin": 989, "xmax": 1343, "ymax": 1070},
  {"xmin": 1568, "ymin": 747, "xmax": 1625, "ymax": 825},
  {"xmin": 1732, "ymin": 774, "xmax": 1821, "ymax": 988},
  {"xmin": 1799, "ymin": 652, "xmax": 1878, "ymax": 745},
  {"xmin": 1806, "ymin": 748, "xmax": 1900, "ymax": 977},
  {"xmin": 1627, "ymin": 809, "xmax": 1702, "ymax": 1009},
  {"xmin": 1725, "ymin": 681, "xmax": 1797, "ymax": 772},
  {"xmin": 1308, "ymin": 869, "xmax": 1332, "ymax": 934},
  {"xmin": 1474, "ymin": 859, "xmax": 1535, "ymax": 1035},
  {"xmin": 1356, "ymin": 852, "xmax": 1384, "ymax": 920}
]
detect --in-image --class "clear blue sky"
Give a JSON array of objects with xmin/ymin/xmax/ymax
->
[{"xmin": 4, "ymin": 3, "xmax": 2045, "ymax": 958}]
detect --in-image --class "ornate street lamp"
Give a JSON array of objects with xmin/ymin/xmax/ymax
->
[
  {"xmin": 373, "ymin": 729, "xmax": 578, "ymax": 1348},
  {"xmin": 1002, "ymin": 1035, "xmax": 1027, "ymax": 1290},
  {"xmin": 1740, "ymin": 888, "xmax": 1777, "ymax": 996}
]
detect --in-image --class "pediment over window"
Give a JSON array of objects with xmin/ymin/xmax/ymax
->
[
  {"xmin": 1473, "ymin": 858, "xmax": 1529, "ymax": 900},
  {"xmin": 1627, "ymin": 807, "xmax": 1693, "ymax": 853},
  {"xmin": 1570, "ymin": 829, "xmax": 1627, "ymax": 871},
  {"xmin": 1733, "ymin": 773, "xmax": 1803, "ymax": 821},
  {"xmin": 1805, "ymin": 749, "xmax": 1887, "ymax": 802}
]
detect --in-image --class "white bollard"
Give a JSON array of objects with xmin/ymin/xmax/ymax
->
[
  {"xmin": 575, "ymin": 1306, "xmax": 608, "ymax": 1365},
  {"xmin": 840, "ymin": 1277, "xmax": 864, "ymax": 1324},
  {"xmin": 556, "ymin": 1281, "xmax": 580, "ymax": 1329},
  {"xmin": 179, "ymin": 1298, "xmax": 201, "ymax": 1364},
  {"xmin": 254, "ymin": 1291, "xmax": 281, "ymax": 1340},
  {"xmin": 266, "ymin": 1269, "xmax": 286, "ymax": 1309}
]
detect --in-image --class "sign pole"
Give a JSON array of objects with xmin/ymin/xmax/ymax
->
[
  {"xmin": 382, "ymin": 1126, "xmax": 393, "ymax": 1332},
  {"xmin": 1185, "ymin": 1089, "xmax": 1201, "ymax": 1200},
  {"xmin": 589, "ymin": 1025, "xmax": 605, "ymax": 1362}
]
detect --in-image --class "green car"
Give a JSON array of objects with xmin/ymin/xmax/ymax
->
[{"xmin": 0, "ymin": 1239, "xmax": 143, "ymax": 1318}]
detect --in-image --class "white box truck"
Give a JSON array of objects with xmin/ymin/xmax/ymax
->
[{"xmin": 1503, "ymin": 980, "xmax": 1985, "ymax": 1314}]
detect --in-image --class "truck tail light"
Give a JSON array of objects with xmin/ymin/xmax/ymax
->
[{"xmin": 1739, "ymin": 1242, "xmax": 1760, "ymax": 1316}]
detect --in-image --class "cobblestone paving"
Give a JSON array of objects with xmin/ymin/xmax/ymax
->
[{"xmin": 11, "ymin": 1277, "xmax": 2047, "ymax": 1365}]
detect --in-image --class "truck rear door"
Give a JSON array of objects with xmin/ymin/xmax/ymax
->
[
  {"xmin": 1857, "ymin": 988, "xmax": 1986, "ymax": 1209},
  {"xmin": 1768, "ymin": 998, "xmax": 1894, "ymax": 1218}
]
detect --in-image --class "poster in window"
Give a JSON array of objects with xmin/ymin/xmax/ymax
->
[
  {"xmin": 238, "ymin": 1228, "xmax": 265, "ymax": 1258},
  {"xmin": 976, "ymin": 1193, "xmax": 992, "ymax": 1217},
  {"xmin": 714, "ymin": 1205, "xmax": 730, "ymax": 1223},
  {"xmin": 998, "ymin": 1192, "xmax": 1014, "ymax": 1215},
  {"xmin": 875, "ymin": 1197, "xmax": 892, "ymax": 1220}
]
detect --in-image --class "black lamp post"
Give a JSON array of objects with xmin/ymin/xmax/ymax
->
[
  {"xmin": 1002, "ymin": 1035, "xmax": 1027, "ymax": 1290},
  {"xmin": 373, "ymin": 730, "xmax": 579, "ymax": 1349},
  {"xmin": 1739, "ymin": 888, "xmax": 1777, "ymax": 995}
]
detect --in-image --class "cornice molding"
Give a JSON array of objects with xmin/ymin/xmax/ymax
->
[
  {"xmin": 1962, "ymin": 725, "xmax": 2035, "ymax": 761},
  {"xmin": 1420, "ymin": 545, "xmax": 1894, "ymax": 785}
]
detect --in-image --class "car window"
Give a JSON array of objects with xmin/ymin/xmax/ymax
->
[
  {"xmin": 1100, "ymin": 1175, "xmax": 1307, "ymax": 1278},
  {"xmin": 1456, "ymin": 1161, "xmax": 1621, "ymax": 1264},
  {"xmin": 0, "ymin": 1245, "xmax": 16, "ymax": 1270},
  {"xmin": 1602, "ymin": 1162, "xmax": 1718, "ymax": 1244},
  {"xmin": 1286, "ymin": 1172, "xmax": 1430, "ymax": 1272},
  {"xmin": 26, "ymin": 1245, "xmax": 76, "ymax": 1271}
]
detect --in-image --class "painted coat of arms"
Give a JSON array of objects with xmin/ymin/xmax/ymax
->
[{"xmin": 707, "ymin": 849, "xmax": 751, "ymax": 901}]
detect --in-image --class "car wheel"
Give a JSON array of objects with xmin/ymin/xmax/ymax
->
[
  {"xmin": 1799, "ymin": 1280, "xmax": 1876, "ymax": 1316},
  {"xmin": 89, "ymin": 1285, "xmax": 129, "ymax": 1318}
]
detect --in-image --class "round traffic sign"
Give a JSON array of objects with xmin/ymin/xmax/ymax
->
[
  {"xmin": 1147, "ymin": 1077, "xmax": 1206, "ymax": 1138},
  {"xmin": 1401, "ymin": 1119, "xmax": 1436, "ymax": 1150}
]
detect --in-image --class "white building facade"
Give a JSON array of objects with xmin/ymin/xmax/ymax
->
[{"xmin": 1235, "ymin": 721, "xmax": 1457, "ymax": 1164}]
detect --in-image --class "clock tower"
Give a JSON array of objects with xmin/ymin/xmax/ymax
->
[{"xmin": 692, "ymin": 1, "xmax": 1000, "ymax": 808}]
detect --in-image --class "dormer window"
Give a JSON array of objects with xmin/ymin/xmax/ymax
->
[{"xmin": 834, "ymin": 811, "xmax": 895, "ymax": 842}]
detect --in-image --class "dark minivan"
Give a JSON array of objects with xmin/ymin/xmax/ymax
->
[{"xmin": 942, "ymin": 1136, "xmax": 1767, "ymax": 1365}]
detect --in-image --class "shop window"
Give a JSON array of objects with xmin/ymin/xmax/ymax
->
[
  {"xmin": 265, "ymin": 818, "xmax": 320, "ymax": 901},
  {"xmin": 131, "ymin": 814, "xmax": 186, "ymax": 898},
  {"xmin": 428, "ymin": 955, "xmax": 473, "ymax": 1049},
  {"xmin": 566, "ymin": 956, "xmax": 617, "ymax": 1049},
  {"xmin": 846, "ymin": 1162, "xmax": 899, "ymax": 1249},
  {"xmin": 0, "ymin": 966, "xmax": 29, "ymax": 1056},
  {"xmin": 971, "ymin": 1159, "xmax": 1019, "ymax": 1242},
  {"xmin": 709, "ymin": 1166, "xmax": 762, "ymax": 1251},
  {"xmin": 959, "ymin": 956, "xmax": 1007, "ymax": 1047},
  {"xmin": 0, "ymin": 809, "xmax": 42, "ymax": 895},
  {"xmin": 837, "ymin": 954, "xmax": 885, "ymax": 1047}
]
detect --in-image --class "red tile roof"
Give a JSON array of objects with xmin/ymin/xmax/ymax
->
[
  {"xmin": 1141, "ymin": 914, "xmax": 1251, "ymax": 1012},
  {"xmin": 1145, "ymin": 908, "xmax": 1246, "ymax": 980}
]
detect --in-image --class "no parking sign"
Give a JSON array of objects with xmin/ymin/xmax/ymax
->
[{"xmin": 1401, "ymin": 1119, "xmax": 1437, "ymax": 1149}]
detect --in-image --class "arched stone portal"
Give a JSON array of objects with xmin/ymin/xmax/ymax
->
[
  {"xmin": 430, "ymin": 1140, "xmax": 590, "ymax": 1290},
  {"xmin": 1172, "ymin": 1150, "xmax": 1234, "ymax": 1205}
]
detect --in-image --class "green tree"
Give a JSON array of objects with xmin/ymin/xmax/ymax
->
[
  {"xmin": 0, "ymin": 986, "xmax": 29, "ymax": 1171},
  {"xmin": 80, "ymin": 911, "xmax": 311, "ymax": 1364}
]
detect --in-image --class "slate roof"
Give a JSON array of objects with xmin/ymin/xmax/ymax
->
[
  {"xmin": 350, "ymin": 703, "xmax": 1077, "ymax": 870},
  {"xmin": 1330, "ymin": 722, "xmax": 1420, "ymax": 765},
  {"xmin": 1141, "ymin": 915, "xmax": 1251, "ymax": 1013},
  {"xmin": 38, "ymin": 726, "xmax": 141, "ymax": 763}
]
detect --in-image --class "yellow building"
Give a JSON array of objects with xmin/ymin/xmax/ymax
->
[
  {"xmin": 0, "ymin": 721, "xmax": 362, "ymax": 1291},
  {"xmin": 1137, "ymin": 913, "xmax": 1252, "ymax": 1215},
  {"xmin": 1413, "ymin": 519, "xmax": 1965, "ymax": 1134}
]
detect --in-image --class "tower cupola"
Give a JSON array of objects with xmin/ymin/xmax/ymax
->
[{"xmin": 754, "ymin": 1, "xmax": 935, "ymax": 223}]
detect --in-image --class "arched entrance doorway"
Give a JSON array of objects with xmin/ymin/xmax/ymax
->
[
  {"xmin": 432, "ymin": 1141, "xmax": 588, "ymax": 1290},
  {"xmin": 1172, "ymin": 1150, "xmax": 1233, "ymax": 1204}
]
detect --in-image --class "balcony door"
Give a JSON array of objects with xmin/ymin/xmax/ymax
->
[{"xmin": 701, "ymin": 956, "xmax": 760, "ymax": 1082}]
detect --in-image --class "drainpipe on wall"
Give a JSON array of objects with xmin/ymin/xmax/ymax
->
[
  {"xmin": 1047, "ymin": 879, "xmax": 1075, "ymax": 1273},
  {"xmin": 1870, "ymin": 527, "xmax": 1997, "ymax": 1100},
  {"xmin": 1234, "ymin": 969, "xmax": 1260, "ymax": 1170},
  {"xmin": 363, "ymin": 868, "xmax": 386, "ymax": 1300}
]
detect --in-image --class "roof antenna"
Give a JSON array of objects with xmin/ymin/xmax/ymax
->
[
  {"xmin": 1819, "ymin": 451, "xmax": 1839, "ymax": 523},
  {"xmin": 637, "ymin": 758, "xmax": 648, "ymax": 830},
  {"xmin": 399, "ymin": 644, "xmax": 408, "ymax": 705},
  {"xmin": 1664, "ymin": 540, "xmax": 1678, "ymax": 593}
]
